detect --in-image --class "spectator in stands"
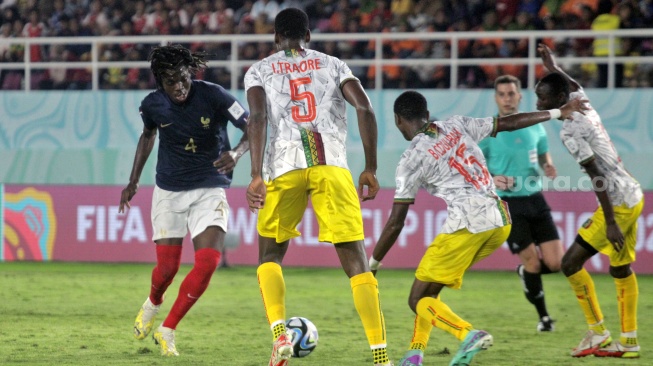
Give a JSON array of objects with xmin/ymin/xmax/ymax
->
[
  {"xmin": 233, "ymin": 0, "xmax": 254, "ymax": 24},
  {"xmin": 250, "ymin": 0, "xmax": 279, "ymax": 22},
  {"xmin": 391, "ymin": 0, "xmax": 414, "ymax": 16},
  {"xmin": 592, "ymin": 0, "xmax": 622, "ymax": 87}
]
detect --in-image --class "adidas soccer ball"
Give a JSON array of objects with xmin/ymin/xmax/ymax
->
[{"xmin": 285, "ymin": 316, "xmax": 318, "ymax": 357}]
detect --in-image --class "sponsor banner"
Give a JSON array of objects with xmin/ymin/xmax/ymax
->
[{"xmin": 2, "ymin": 185, "xmax": 653, "ymax": 274}]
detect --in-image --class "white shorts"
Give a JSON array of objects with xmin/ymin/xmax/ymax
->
[{"xmin": 151, "ymin": 186, "xmax": 230, "ymax": 241}]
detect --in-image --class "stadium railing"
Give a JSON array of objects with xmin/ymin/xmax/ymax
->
[{"xmin": 1, "ymin": 29, "xmax": 652, "ymax": 91}]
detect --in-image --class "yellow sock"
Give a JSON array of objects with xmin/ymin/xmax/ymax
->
[
  {"xmin": 350, "ymin": 272, "xmax": 388, "ymax": 362},
  {"xmin": 257, "ymin": 262, "xmax": 286, "ymax": 339},
  {"xmin": 615, "ymin": 273, "xmax": 638, "ymax": 334},
  {"xmin": 415, "ymin": 297, "xmax": 472, "ymax": 341},
  {"xmin": 567, "ymin": 268, "xmax": 605, "ymax": 331},
  {"xmin": 408, "ymin": 315, "xmax": 432, "ymax": 351}
]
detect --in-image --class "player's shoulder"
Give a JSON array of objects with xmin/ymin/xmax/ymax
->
[
  {"xmin": 141, "ymin": 89, "xmax": 167, "ymax": 111},
  {"xmin": 192, "ymin": 79, "xmax": 224, "ymax": 92},
  {"xmin": 570, "ymin": 87, "xmax": 589, "ymax": 102}
]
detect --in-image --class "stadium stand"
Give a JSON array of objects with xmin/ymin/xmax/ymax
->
[{"xmin": 1, "ymin": 0, "xmax": 652, "ymax": 90}]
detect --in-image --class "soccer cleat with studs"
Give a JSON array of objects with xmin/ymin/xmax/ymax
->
[
  {"xmin": 594, "ymin": 341, "xmax": 640, "ymax": 358},
  {"xmin": 449, "ymin": 330, "xmax": 493, "ymax": 366},
  {"xmin": 571, "ymin": 330, "xmax": 612, "ymax": 357},
  {"xmin": 269, "ymin": 329, "xmax": 293, "ymax": 366},
  {"xmin": 537, "ymin": 316, "xmax": 555, "ymax": 332},
  {"xmin": 399, "ymin": 349, "xmax": 423, "ymax": 366},
  {"xmin": 134, "ymin": 297, "xmax": 160, "ymax": 340},
  {"xmin": 153, "ymin": 326, "xmax": 179, "ymax": 356}
]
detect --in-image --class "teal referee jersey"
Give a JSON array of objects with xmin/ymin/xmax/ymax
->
[{"xmin": 478, "ymin": 123, "xmax": 548, "ymax": 197}]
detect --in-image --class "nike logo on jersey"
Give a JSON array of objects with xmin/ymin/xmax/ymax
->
[{"xmin": 160, "ymin": 123, "xmax": 173, "ymax": 128}]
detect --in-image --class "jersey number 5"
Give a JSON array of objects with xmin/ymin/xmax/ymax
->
[{"xmin": 289, "ymin": 77, "xmax": 316, "ymax": 123}]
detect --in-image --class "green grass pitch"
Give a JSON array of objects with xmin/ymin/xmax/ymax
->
[{"xmin": 0, "ymin": 262, "xmax": 650, "ymax": 365}]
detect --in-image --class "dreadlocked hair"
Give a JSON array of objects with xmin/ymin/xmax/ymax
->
[{"xmin": 148, "ymin": 44, "xmax": 209, "ymax": 88}]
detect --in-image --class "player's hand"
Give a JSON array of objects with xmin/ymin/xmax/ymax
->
[
  {"xmin": 358, "ymin": 170, "xmax": 379, "ymax": 202},
  {"xmin": 247, "ymin": 175, "xmax": 266, "ymax": 213},
  {"xmin": 213, "ymin": 151, "xmax": 239, "ymax": 174},
  {"xmin": 606, "ymin": 222, "xmax": 625, "ymax": 252},
  {"xmin": 560, "ymin": 98, "xmax": 590, "ymax": 119},
  {"xmin": 542, "ymin": 163, "xmax": 557, "ymax": 179},
  {"xmin": 537, "ymin": 43, "xmax": 558, "ymax": 71},
  {"xmin": 119, "ymin": 182, "xmax": 138, "ymax": 213},
  {"xmin": 493, "ymin": 175, "xmax": 514, "ymax": 190}
]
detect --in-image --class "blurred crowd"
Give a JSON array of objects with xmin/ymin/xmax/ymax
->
[{"xmin": 1, "ymin": 0, "xmax": 652, "ymax": 90}]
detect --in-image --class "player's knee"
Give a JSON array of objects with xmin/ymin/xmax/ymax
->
[
  {"xmin": 407, "ymin": 294, "xmax": 422, "ymax": 313},
  {"xmin": 195, "ymin": 248, "xmax": 220, "ymax": 274},
  {"xmin": 560, "ymin": 254, "xmax": 580, "ymax": 277},
  {"xmin": 609, "ymin": 264, "xmax": 631, "ymax": 279},
  {"xmin": 157, "ymin": 262, "xmax": 181, "ymax": 281}
]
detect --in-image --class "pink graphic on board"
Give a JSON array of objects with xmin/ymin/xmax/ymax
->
[{"xmin": 2, "ymin": 185, "xmax": 652, "ymax": 274}]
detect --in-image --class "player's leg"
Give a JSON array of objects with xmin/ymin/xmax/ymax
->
[
  {"xmin": 335, "ymin": 241, "xmax": 391, "ymax": 366},
  {"xmin": 516, "ymin": 243, "xmax": 554, "ymax": 330},
  {"xmin": 155, "ymin": 187, "xmax": 227, "ymax": 356},
  {"xmin": 309, "ymin": 166, "xmax": 390, "ymax": 365},
  {"xmin": 595, "ymin": 200, "xmax": 643, "ymax": 358},
  {"xmin": 562, "ymin": 239, "xmax": 611, "ymax": 357},
  {"xmin": 413, "ymin": 227, "xmax": 507, "ymax": 366},
  {"xmin": 134, "ymin": 186, "xmax": 186, "ymax": 341},
  {"xmin": 514, "ymin": 193, "xmax": 561, "ymax": 331},
  {"xmin": 398, "ymin": 315, "xmax": 432, "ymax": 366},
  {"xmin": 256, "ymin": 171, "xmax": 308, "ymax": 365}
]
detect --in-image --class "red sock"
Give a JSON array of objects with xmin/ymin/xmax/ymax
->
[
  {"xmin": 162, "ymin": 248, "xmax": 220, "ymax": 329},
  {"xmin": 149, "ymin": 245, "xmax": 182, "ymax": 305}
]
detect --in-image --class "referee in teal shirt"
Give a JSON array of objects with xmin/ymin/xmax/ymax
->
[{"xmin": 479, "ymin": 75, "xmax": 564, "ymax": 332}]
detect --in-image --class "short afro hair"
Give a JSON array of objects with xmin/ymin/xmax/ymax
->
[
  {"xmin": 394, "ymin": 91, "xmax": 429, "ymax": 121},
  {"xmin": 538, "ymin": 72, "xmax": 570, "ymax": 97},
  {"xmin": 148, "ymin": 44, "xmax": 208, "ymax": 88},
  {"xmin": 275, "ymin": 8, "xmax": 309, "ymax": 40}
]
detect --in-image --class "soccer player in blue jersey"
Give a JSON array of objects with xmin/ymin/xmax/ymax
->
[
  {"xmin": 118, "ymin": 44, "xmax": 249, "ymax": 357},
  {"xmin": 478, "ymin": 75, "xmax": 563, "ymax": 332}
]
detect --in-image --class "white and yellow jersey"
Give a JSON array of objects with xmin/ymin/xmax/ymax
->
[
  {"xmin": 244, "ymin": 48, "xmax": 359, "ymax": 180},
  {"xmin": 561, "ymin": 88, "xmax": 642, "ymax": 207},
  {"xmin": 394, "ymin": 118, "xmax": 511, "ymax": 234}
]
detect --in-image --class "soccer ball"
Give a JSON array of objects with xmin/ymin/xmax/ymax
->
[{"xmin": 285, "ymin": 317, "xmax": 318, "ymax": 357}]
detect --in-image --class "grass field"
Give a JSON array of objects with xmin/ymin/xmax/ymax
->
[{"xmin": 0, "ymin": 262, "xmax": 650, "ymax": 365}]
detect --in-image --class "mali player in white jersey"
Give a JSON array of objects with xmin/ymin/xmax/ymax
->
[
  {"xmin": 370, "ymin": 91, "xmax": 586, "ymax": 366},
  {"xmin": 536, "ymin": 43, "xmax": 644, "ymax": 359},
  {"xmin": 244, "ymin": 8, "xmax": 391, "ymax": 366}
]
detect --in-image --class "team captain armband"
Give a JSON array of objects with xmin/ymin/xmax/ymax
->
[{"xmin": 548, "ymin": 109, "xmax": 561, "ymax": 120}]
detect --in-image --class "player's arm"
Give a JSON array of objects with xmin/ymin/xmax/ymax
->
[
  {"xmin": 245, "ymin": 86, "xmax": 267, "ymax": 212},
  {"xmin": 342, "ymin": 79, "xmax": 379, "ymax": 201},
  {"xmin": 538, "ymin": 152, "xmax": 557, "ymax": 178},
  {"xmin": 582, "ymin": 158, "xmax": 625, "ymax": 251},
  {"xmin": 496, "ymin": 97, "xmax": 587, "ymax": 133},
  {"xmin": 214, "ymin": 123, "xmax": 249, "ymax": 174},
  {"xmin": 537, "ymin": 43, "xmax": 581, "ymax": 92},
  {"xmin": 370, "ymin": 202, "xmax": 411, "ymax": 274},
  {"xmin": 119, "ymin": 126, "xmax": 157, "ymax": 213}
]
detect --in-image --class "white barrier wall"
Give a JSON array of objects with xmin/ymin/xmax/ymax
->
[{"xmin": 1, "ymin": 89, "xmax": 652, "ymax": 189}]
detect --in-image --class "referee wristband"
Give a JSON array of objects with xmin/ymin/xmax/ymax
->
[
  {"xmin": 369, "ymin": 257, "xmax": 382, "ymax": 271},
  {"xmin": 548, "ymin": 109, "xmax": 562, "ymax": 120}
]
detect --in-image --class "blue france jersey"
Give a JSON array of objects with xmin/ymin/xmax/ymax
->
[{"xmin": 140, "ymin": 80, "xmax": 249, "ymax": 191}]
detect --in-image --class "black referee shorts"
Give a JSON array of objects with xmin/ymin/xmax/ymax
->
[{"xmin": 502, "ymin": 192, "xmax": 560, "ymax": 254}]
